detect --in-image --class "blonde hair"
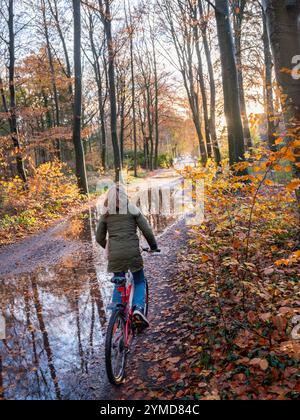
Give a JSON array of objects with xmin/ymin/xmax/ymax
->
[{"xmin": 103, "ymin": 183, "xmax": 129, "ymax": 216}]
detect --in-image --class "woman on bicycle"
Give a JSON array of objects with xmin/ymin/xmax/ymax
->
[{"xmin": 96, "ymin": 184, "xmax": 159, "ymax": 329}]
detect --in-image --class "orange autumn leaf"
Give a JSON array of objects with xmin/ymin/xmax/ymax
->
[
  {"xmin": 286, "ymin": 179, "xmax": 300, "ymax": 191},
  {"xmin": 275, "ymin": 258, "xmax": 289, "ymax": 266},
  {"xmin": 201, "ymin": 255, "xmax": 209, "ymax": 263},
  {"xmin": 275, "ymin": 137, "xmax": 284, "ymax": 145}
]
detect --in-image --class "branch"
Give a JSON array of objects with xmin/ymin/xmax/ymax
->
[{"xmin": 203, "ymin": 0, "xmax": 216, "ymax": 10}]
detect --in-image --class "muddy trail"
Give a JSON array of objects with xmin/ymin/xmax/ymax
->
[{"xmin": 0, "ymin": 171, "xmax": 188, "ymax": 400}]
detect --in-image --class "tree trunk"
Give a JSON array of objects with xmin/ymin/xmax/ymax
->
[
  {"xmin": 146, "ymin": 84, "xmax": 154, "ymax": 170},
  {"xmin": 233, "ymin": 3, "xmax": 253, "ymax": 150},
  {"xmin": 128, "ymin": 7, "xmax": 138, "ymax": 176},
  {"xmin": 0, "ymin": 75, "xmax": 16, "ymax": 178},
  {"xmin": 163, "ymin": 0, "xmax": 207, "ymax": 165},
  {"xmin": 198, "ymin": 0, "xmax": 221, "ymax": 165},
  {"xmin": 138, "ymin": 101, "xmax": 149, "ymax": 169},
  {"xmin": 215, "ymin": 0, "xmax": 246, "ymax": 167},
  {"xmin": 41, "ymin": 0, "xmax": 61, "ymax": 159},
  {"xmin": 186, "ymin": 40, "xmax": 207, "ymax": 165},
  {"xmin": 130, "ymin": 45, "xmax": 137, "ymax": 176},
  {"xmin": 99, "ymin": 0, "xmax": 121, "ymax": 181},
  {"xmin": 47, "ymin": 0, "xmax": 72, "ymax": 97},
  {"xmin": 119, "ymin": 87, "xmax": 125, "ymax": 164},
  {"xmin": 88, "ymin": 13, "xmax": 106, "ymax": 169},
  {"xmin": 72, "ymin": 0, "xmax": 88, "ymax": 194},
  {"xmin": 263, "ymin": 0, "xmax": 300, "ymax": 210},
  {"xmin": 262, "ymin": 8, "xmax": 276, "ymax": 150},
  {"xmin": 151, "ymin": 35, "xmax": 160, "ymax": 170},
  {"xmin": 183, "ymin": 6, "xmax": 207, "ymax": 165},
  {"xmin": 47, "ymin": 0, "xmax": 73, "ymax": 167},
  {"xmin": 192, "ymin": 4, "xmax": 213, "ymax": 159},
  {"xmin": 8, "ymin": 0, "xmax": 27, "ymax": 182},
  {"xmin": 137, "ymin": 44, "xmax": 155, "ymax": 170}
]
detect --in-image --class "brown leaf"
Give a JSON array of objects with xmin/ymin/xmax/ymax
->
[
  {"xmin": 259, "ymin": 359, "xmax": 269, "ymax": 371},
  {"xmin": 168, "ymin": 356, "xmax": 181, "ymax": 364},
  {"xmin": 247, "ymin": 311, "xmax": 256, "ymax": 324}
]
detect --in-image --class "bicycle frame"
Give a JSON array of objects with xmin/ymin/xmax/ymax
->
[{"xmin": 116, "ymin": 271, "xmax": 135, "ymax": 348}]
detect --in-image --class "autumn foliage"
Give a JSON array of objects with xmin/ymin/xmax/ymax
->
[
  {"xmin": 172, "ymin": 138, "xmax": 300, "ymax": 399},
  {"xmin": 0, "ymin": 161, "xmax": 82, "ymax": 245}
]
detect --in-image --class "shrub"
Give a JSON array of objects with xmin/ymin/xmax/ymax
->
[
  {"xmin": 123, "ymin": 150, "xmax": 146, "ymax": 169},
  {"xmin": 158, "ymin": 153, "xmax": 173, "ymax": 168},
  {"xmin": 0, "ymin": 160, "xmax": 82, "ymax": 244}
]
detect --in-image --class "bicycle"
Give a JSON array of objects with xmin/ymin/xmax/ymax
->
[{"xmin": 105, "ymin": 247, "xmax": 161, "ymax": 385}]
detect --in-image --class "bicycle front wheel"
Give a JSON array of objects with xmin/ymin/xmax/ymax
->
[{"xmin": 105, "ymin": 309, "xmax": 126, "ymax": 385}]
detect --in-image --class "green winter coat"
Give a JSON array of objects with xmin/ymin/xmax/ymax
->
[{"xmin": 96, "ymin": 205, "xmax": 157, "ymax": 273}]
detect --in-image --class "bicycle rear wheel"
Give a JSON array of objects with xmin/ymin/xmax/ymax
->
[{"xmin": 105, "ymin": 309, "xmax": 126, "ymax": 385}]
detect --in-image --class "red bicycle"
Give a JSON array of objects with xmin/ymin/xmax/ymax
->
[{"xmin": 105, "ymin": 248, "xmax": 160, "ymax": 385}]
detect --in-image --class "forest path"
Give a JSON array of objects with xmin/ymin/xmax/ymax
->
[{"xmin": 0, "ymin": 169, "xmax": 177, "ymax": 278}]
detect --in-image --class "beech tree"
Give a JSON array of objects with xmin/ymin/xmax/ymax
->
[
  {"xmin": 232, "ymin": 0, "xmax": 253, "ymax": 150},
  {"xmin": 198, "ymin": 0, "xmax": 221, "ymax": 165},
  {"xmin": 0, "ymin": 0, "xmax": 27, "ymax": 182},
  {"xmin": 262, "ymin": 6, "xmax": 276, "ymax": 150},
  {"xmin": 98, "ymin": 0, "xmax": 122, "ymax": 181},
  {"xmin": 215, "ymin": 0, "xmax": 246, "ymax": 166},
  {"xmin": 160, "ymin": 0, "xmax": 208, "ymax": 165},
  {"xmin": 85, "ymin": 9, "xmax": 107, "ymax": 169},
  {"xmin": 263, "ymin": 0, "xmax": 300, "ymax": 207},
  {"xmin": 125, "ymin": 1, "xmax": 138, "ymax": 176},
  {"xmin": 72, "ymin": 0, "xmax": 89, "ymax": 194}
]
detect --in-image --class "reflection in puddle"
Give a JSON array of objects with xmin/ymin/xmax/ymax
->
[
  {"xmin": 0, "ymin": 253, "xmax": 108, "ymax": 399},
  {"xmin": 0, "ymin": 192, "xmax": 179, "ymax": 399}
]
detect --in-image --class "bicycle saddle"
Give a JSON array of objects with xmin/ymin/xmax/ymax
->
[{"xmin": 111, "ymin": 275, "xmax": 126, "ymax": 285}]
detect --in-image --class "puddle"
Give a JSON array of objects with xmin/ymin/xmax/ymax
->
[{"xmin": 0, "ymin": 189, "xmax": 180, "ymax": 399}]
